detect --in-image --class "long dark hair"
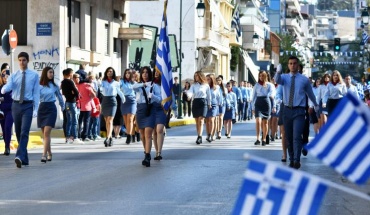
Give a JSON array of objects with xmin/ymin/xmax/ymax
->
[
  {"xmin": 219, "ymin": 81, "xmax": 226, "ymax": 97},
  {"xmin": 103, "ymin": 67, "xmax": 117, "ymax": 81},
  {"xmin": 123, "ymin": 69, "xmax": 133, "ymax": 83},
  {"xmin": 184, "ymin": 81, "xmax": 191, "ymax": 90},
  {"xmin": 140, "ymin": 66, "xmax": 153, "ymax": 83},
  {"xmin": 39, "ymin": 67, "xmax": 56, "ymax": 87}
]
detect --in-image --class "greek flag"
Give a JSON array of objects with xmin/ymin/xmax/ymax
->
[
  {"xmin": 233, "ymin": 158, "xmax": 327, "ymax": 215},
  {"xmin": 156, "ymin": 0, "xmax": 173, "ymax": 112},
  {"xmin": 306, "ymin": 93, "xmax": 370, "ymax": 185},
  {"xmin": 231, "ymin": 5, "xmax": 241, "ymax": 42},
  {"xmin": 362, "ymin": 31, "xmax": 369, "ymax": 44}
]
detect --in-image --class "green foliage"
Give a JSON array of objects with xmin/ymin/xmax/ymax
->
[
  {"xmin": 317, "ymin": 0, "xmax": 353, "ymax": 11},
  {"xmin": 277, "ymin": 33, "xmax": 305, "ymax": 72},
  {"xmin": 230, "ymin": 46, "xmax": 239, "ymax": 72}
]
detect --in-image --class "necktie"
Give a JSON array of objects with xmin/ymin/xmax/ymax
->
[
  {"xmin": 19, "ymin": 71, "xmax": 26, "ymax": 103},
  {"xmin": 288, "ymin": 75, "xmax": 295, "ymax": 107}
]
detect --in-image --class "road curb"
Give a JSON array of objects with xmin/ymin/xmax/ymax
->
[{"xmin": 0, "ymin": 118, "xmax": 195, "ymax": 151}]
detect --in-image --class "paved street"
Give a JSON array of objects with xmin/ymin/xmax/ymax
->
[{"xmin": 0, "ymin": 121, "xmax": 369, "ymax": 215}]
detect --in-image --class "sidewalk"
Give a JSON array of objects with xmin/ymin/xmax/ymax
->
[{"xmin": 0, "ymin": 117, "xmax": 195, "ymax": 152}]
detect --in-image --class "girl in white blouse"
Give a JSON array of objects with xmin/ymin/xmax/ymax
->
[
  {"xmin": 186, "ymin": 71, "xmax": 211, "ymax": 144},
  {"xmin": 322, "ymin": 70, "xmax": 347, "ymax": 117}
]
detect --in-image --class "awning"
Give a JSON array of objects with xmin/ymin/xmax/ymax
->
[{"xmin": 241, "ymin": 50, "xmax": 259, "ymax": 82}]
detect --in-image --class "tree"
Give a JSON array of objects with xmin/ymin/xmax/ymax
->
[
  {"xmin": 276, "ymin": 33, "xmax": 307, "ymax": 72},
  {"xmin": 230, "ymin": 46, "xmax": 239, "ymax": 72},
  {"xmin": 317, "ymin": 0, "xmax": 353, "ymax": 11}
]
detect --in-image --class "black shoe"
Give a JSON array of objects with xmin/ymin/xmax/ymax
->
[
  {"xmin": 126, "ymin": 135, "xmax": 131, "ymax": 144},
  {"xmin": 302, "ymin": 148, "xmax": 308, "ymax": 156},
  {"xmin": 154, "ymin": 153, "xmax": 162, "ymax": 161},
  {"xmin": 41, "ymin": 156, "xmax": 47, "ymax": 163},
  {"xmin": 131, "ymin": 134, "xmax": 136, "ymax": 143},
  {"xmin": 108, "ymin": 138, "xmax": 113, "ymax": 147},
  {"xmin": 289, "ymin": 161, "xmax": 294, "ymax": 168},
  {"xmin": 206, "ymin": 135, "xmax": 211, "ymax": 143},
  {"xmin": 136, "ymin": 132, "xmax": 141, "ymax": 142},
  {"xmin": 261, "ymin": 141, "xmax": 266, "ymax": 146},
  {"xmin": 265, "ymin": 135, "xmax": 269, "ymax": 144},
  {"xmin": 281, "ymin": 158, "xmax": 287, "ymax": 162},
  {"xmin": 196, "ymin": 136, "xmax": 202, "ymax": 144},
  {"xmin": 3, "ymin": 148, "xmax": 10, "ymax": 156},
  {"xmin": 142, "ymin": 153, "xmax": 151, "ymax": 167},
  {"xmin": 15, "ymin": 157, "xmax": 22, "ymax": 168},
  {"xmin": 270, "ymin": 136, "xmax": 275, "ymax": 142},
  {"xmin": 254, "ymin": 140, "xmax": 260, "ymax": 145},
  {"xmin": 294, "ymin": 162, "xmax": 301, "ymax": 169},
  {"xmin": 104, "ymin": 138, "xmax": 108, "ymax": 147}
]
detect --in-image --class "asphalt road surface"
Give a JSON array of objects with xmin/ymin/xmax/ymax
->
[{"xmin": 0, "ymin": 121, "xmax": 369, "ymax": 215}]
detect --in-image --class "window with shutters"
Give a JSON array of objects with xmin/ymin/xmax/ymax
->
[
  {"xmin": 104, "ymin": 24, "xmax": 109, "ymax": 55},
  {"xmin": 68, "ymin": 0, "xmax": 81, "ymax": 47},
  {"xmin": 0, "ymin": 0, "xmax": 27, "ymax": 45}
]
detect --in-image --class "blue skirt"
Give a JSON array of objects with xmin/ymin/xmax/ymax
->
[
  {"xmin": 37, "ymin": 102, "xmax": 57, "ymax": 128},
  {"xmin": 153, "ymin": 103, "xmax": 167, "ymax": 125},
  {"xmin": 223, "ymin": 106, "xmax": 235, "ymax": 120},
  {"xmin": 192, "ymin": 98, "xmax": 207, "ymax": 118},
  {"xmin": 101, "ymin": 96, "xmax": 117, "ymax": 117},
  {"xmin": 254, "ymin": 96, "xmax": 271, "ymax": 119},
  {"xmin": 206, "ymin": 105, "xmax": 218, "ymax": 117},
  {"xmin": 121, "ymin": 95, "xmax": 137, "ymax": 115},
  {"xmin": 219, "ymin": 105, "xmax": 226, "ymax": 115},
  {"xmin": 136, "ymin": 103, "xmax": 155, "ymax": 129}
]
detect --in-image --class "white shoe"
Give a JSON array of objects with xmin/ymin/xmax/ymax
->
[
  {"xmin": 73, "ymin": 139, "xmax": 84, "ymax": 144},
  {"xmin": 84, "ymin": 138, "xmax": 91, "ymax": 142},
  {"xmin": 96, "ymin": 135, "xmax": 102, "ymax": 140},
  {"xmin": 66, "ymin": 138, "xmax": 73, "ymax": 144}
]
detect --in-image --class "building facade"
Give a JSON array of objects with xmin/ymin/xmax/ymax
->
[{"xmin": 0, "ymin": 0, "xmax": 152, "ymax": 128}]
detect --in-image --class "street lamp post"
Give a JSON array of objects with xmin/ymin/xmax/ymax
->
[{"xmin": 178, "ymin": 0, "xmax": 205, "ymax": 119}]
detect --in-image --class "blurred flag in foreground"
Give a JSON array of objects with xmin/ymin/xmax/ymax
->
[
  {"xmin": 156, "ymin": 0, "xmax": 172, "ymax": 112},
  {"xmin": 306, "ymin": 92, "xmax": 370, "ymax": 185},
  {"xmin": 233, "ymin": 157, "xmax": 327, "ymax": 215}
]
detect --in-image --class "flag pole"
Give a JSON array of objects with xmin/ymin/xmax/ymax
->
[{"xmin": 243, "ymin": 153, "xmax": 370, "ymax": 202}]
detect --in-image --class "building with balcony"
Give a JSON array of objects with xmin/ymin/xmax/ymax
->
[
  {"xmin": 0, "ymin": 0, "xmax": 154, "ymax": 128},
  {"xmin": 130, "ymin": 0, "xmax": 235, "ymax": 82}
]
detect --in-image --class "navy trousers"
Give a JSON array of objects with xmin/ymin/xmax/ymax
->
[
  {"xmin": 0, "ymin": 110, "xmax": 13, "ymax": 149},
  {"xmin": 283, "ymin": 106, "xmax": 305, "ymax": 162},
  {"xmin": 12, "ymin": 102, "xmax": 33, "ymax": 164}
]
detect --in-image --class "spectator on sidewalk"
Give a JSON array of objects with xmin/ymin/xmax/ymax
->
[
  {"xmin": 182, "ymin": 81, "xmax": 192, "ymax": 118},
  {"xmin": 1, "ymin": 52, "xmax": 40, "ymax": 168},
  {"xmin": 76, "ymin": 73, "xmax": 96, "ymax": 141},
  {"xmin": 38, "ymin": 67, "xmax": 65, "ymax": 163},
  {"xmin": 75, "ymin": 64, "xmax": 87, "ymax": 82},
  {"xmin": 61, "ymin": 69, "xmax": 83, "ymax": 144},
  {"xmin": 0, "ymin": 64, "xmax": 13, "ymax": 156},
  {"xmin": 172, "ymin": 77, "xmax": 180, "ymax": 118}
]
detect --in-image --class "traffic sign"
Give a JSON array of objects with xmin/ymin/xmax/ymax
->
[
  {"xmin": 1, "ymin": 30, "xmax": 10, "ymax": 55},
  {"xmin": 9, "ymin": 29, "xmax": 17, "ymax": 49}
]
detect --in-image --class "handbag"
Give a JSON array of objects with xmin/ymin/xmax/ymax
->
[{"xmin": 142, "ymin": 85, "xmax": 153, "ymax": 116}]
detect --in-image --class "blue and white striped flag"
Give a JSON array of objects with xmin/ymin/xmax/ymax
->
[
  {"xmin": 233, "ymin": 157, "xmax": 327, "ymax": 215},
  {"xmin": 156, "ymin": 0, "xmax": 173, "ymax": 112},
  {"xmin": 231, "ymin": 5, "xmax": 241, "ymax": 42},
  {"xmin": 306, "ymin": 93, "xmax": 370, "ymax": 184},
  {"xmin": 362, "ymin": 31, "xmax": 369, "ymax": 44}
]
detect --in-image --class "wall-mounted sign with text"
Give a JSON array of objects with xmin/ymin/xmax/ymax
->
[{"xmin": 36, "ymin": 23, "xmax": 52, "ymax": 36}]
